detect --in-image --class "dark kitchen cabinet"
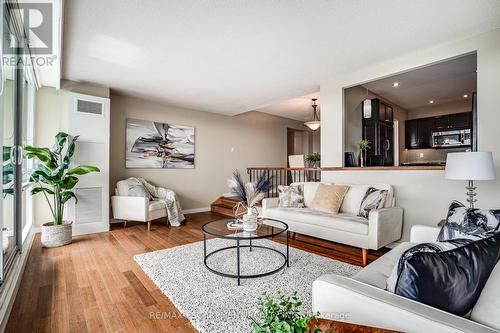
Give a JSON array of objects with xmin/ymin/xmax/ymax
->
[
  {"xmin": 450, "ymin": 112, "xmax": 471, "ymax": 129},
  {"xmin": 433, "ymin": 116, "xmax": 450, "ymax": 131},
  {"xmin": 432, "ymin": 112, "xmax": 472, "ymax": 131},
  {"xmin": 373, "ymin": 99, "xmax": 393, "ymax": 124},
  {"xmin": 419, "ymin": 117, "xmax": 432, "ymax": 148},
  {"xmin": 362, "ymin": 98, "xmax": 394, "ymax": 166},
  {"xmin": 377, "ymin": 101, "xmax": 393, "ymax": 124},
  {"xmin": 405, "ymin": 119, "xmax": 418, "ymax": 148},
  {"xmin": 405, "ymin": 118, "xmax": 431, "ymax": 149}
]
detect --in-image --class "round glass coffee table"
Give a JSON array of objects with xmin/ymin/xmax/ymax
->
[{"xmin": 202, "ymin": 218, "xmax": 289, "ymax": 285}]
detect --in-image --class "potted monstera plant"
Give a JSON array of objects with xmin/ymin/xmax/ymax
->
[{"xmin": 25, "ymin": 132, "xmax": 100, "ymax": 247}]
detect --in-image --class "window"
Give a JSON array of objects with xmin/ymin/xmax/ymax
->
[{"xmin": 0, "ymin": 1, "xmax": 38, "ymax": 281}]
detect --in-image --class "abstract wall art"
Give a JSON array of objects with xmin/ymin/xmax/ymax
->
[{"xmin": 126, "ymin": 118, "xmax": 195, "ymax": 169}]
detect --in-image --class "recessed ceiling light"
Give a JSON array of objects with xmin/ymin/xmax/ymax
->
[
  {"xmin": 463, "ymin": 94, "xmax": 469, "ymax": 98},
  {"xmin": 429, "ymin": 100, "xmax": 434, "ymax": 104},
  {"xmin": 392, "ymin": 82, "xmax": 400, "ymax": 87}
]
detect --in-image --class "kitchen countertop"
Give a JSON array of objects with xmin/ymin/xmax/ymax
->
[
  {"xmin": 322, "ymin": 165, "xmax": 445, "ymax": 171},
  {"xmin": 400, "ymin": 162, "xmax": 446, "ymax": 167}
]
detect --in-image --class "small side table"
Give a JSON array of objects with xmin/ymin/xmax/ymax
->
[{"xmin": 314, "ymin": 318, "xmax": 403, "ymax": 333}]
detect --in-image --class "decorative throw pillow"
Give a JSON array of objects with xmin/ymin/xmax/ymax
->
[
  {"xmin": 437, "ymin": 200, "xmax": 500, "ymax": 241},
  {"xmin": 309, "ymin": 184, "xmax": 349, "ymax": 214},
  {"xmin": 390, "ymin": 232, "xmax": 500, "ymax": 316},
  {"xmin": 386, "ymin": 238, "xmax": 475, "ymax": 293},
  {"xmin": 358, "ymin": 187, "xmax": 388, "ymax": 218},
  {"xmin": 278, "ymin": 185, "xmax": 305, "ymax": 208}
]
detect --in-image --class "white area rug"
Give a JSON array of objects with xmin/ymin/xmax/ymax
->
[{"xmin": 134, "ymin": 238, "xmax": 360, "ymax": 333}]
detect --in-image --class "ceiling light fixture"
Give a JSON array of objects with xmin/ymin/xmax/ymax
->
[
  {"xmin": 463, "ymin": 94, "xmax": 469, "ymax": 98},
  {"xmin": 363, "ymin": 88, "xmax": 372, "ymax": 119},
  {"xmin": 429, "ymin": 100, "xmax": 434, "ymax": 104},
  {"xmin": 304, "ymin": 98, "xmax": 321, "ymax": 131},
  {"xmin": 392, "ymin": 82, "xmax": 400, "ymax": 87}
]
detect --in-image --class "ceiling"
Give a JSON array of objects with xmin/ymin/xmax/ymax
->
[
  {"xmin": 255, "ymin": 92, "xmax": 320, "ymax": 121},
  {"xmin": 362, "ymin": 54, "xmax": 477, "ymax": 110},
  {"xmin": 62, "ymin": 0, "xmax": 500, "ymax": 116}
]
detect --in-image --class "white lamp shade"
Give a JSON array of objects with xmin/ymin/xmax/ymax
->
[{"xmin": 445, "ymin": 152, "xmax": 496, "ymax": 180}]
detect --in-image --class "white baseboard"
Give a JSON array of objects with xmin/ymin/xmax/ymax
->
[
  {"xmin": 0, "ymin": 226, "xmax": 36, "ymax": 332},
  {"xmin": 183, "ymin": 207, "xmax": 211, "ymax": 214}
]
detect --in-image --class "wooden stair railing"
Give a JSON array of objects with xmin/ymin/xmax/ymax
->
[
  {"xmin": 210, "ymin": 167, "xmax": 321, "ymax": 216},
  {"xmin": 247, "ymin": 167, "xmax": 321, "ymax": 197}
]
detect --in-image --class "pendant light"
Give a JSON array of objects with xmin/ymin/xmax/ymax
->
[
  {"xmin": 304, "ymin": 98, "xmax": 321, "ymax": 131},
  {"xmin": 363, "ymin": 88, "xmax": 372, "ymax": 119}
]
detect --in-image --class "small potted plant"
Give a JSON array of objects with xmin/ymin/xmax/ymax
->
[
  {"xmin": 358, "ymin": 139, "xmax": 370, "ymax": 168},
  {"xmin": 25, "ymin": 132, "xmax": 100, "ymax": 247},
  {"xmin": 250, "ymin": 291, "xmax": 320, "ymax": 333},
  {"xmin": 305, "ymin": 153, "xmax": 321, "ymax": 168}
]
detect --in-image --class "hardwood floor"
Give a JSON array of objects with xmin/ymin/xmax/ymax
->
[{"xmin": 6, "ymin": 212, "xmax": 388, "ymax": 333}]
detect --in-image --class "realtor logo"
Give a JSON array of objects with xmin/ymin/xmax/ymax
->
[{"xmin": 3, "ymin": 2, "xmax": 53, "ymax": 55}]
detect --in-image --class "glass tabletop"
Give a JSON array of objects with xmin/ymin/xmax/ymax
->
[{"xmin": 202, "ymin": 217, "xmax": 288, "ymax": 240}]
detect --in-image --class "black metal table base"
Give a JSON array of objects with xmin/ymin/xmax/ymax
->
[{"xmin": 203, "ymin": 232, "xmax": 289, "ymax": 286}]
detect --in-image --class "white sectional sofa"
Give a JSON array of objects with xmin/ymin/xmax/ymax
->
[
  {"xmin": 312, "ymin": 225, "xmax": 500, "ymax": 333},
  {"xmin": 261, "ymin": 182, "xmax": 403, "ymax": 265}
]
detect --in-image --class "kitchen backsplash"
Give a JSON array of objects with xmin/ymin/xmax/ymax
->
[{"xmin": 404, "ymin": 147, "xmax": 469, "ymax": 164}]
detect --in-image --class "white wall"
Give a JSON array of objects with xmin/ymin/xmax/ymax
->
[
  {"xmin": 33, "ymin": 81, "xmax": 110, "ymax": 227},
  {"xmin": 320, "ymin": 29, "xmax": 500, "ymax": 241}
]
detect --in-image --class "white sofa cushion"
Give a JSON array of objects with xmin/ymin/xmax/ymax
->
[
  {"xmin": 471, "ymin": 261, "xmax": 500, "ymax": 330},
  {"xmin": 352, "ymin": 242, "xmax": 416, "ymax": 289},
  {"xmin": 264, "ymin": 207, "xmax": 369, "ymax": 235}
]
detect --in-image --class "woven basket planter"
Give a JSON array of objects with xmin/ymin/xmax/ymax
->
[{"xmin": 41, "ymin": 221, "xmax": 73, "ymax": 248}]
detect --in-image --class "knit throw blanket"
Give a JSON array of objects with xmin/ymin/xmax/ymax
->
[{"xmin": 126, "ymin": 177, "xmax": 185, "ymax": 227}]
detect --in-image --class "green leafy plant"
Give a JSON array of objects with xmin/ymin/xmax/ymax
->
[
  {"xmin": 250, "ymin": 291, "xmax": 320, "ymax": 333},
  {"xmin": 25, "ymin": 132, "xmax": 100, "ymax": 225},
  {"xmin": 358, "ymin": 139, "xmax": 370, "ymax": 151},
  {"xmin": 357, "ymin": 140, "xmax": 370, "ymax": 167},
  {"xmin": 305, "ymin": 153, "xmax": 321, "ymax": 168}
]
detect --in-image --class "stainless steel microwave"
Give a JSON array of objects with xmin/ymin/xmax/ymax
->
[{"xmin": 432, "ymin": 129, "xmax": 471, "ymax": 148}]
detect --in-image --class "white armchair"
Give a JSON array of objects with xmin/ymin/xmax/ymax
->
[{"xmin": 111, "ymin": 180, "xmax": 168, "ymax": 231}]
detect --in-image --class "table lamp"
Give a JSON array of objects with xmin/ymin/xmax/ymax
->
[{"xmin": 445, "ymin": 152, "xmax": 496, "ymax": 208}]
